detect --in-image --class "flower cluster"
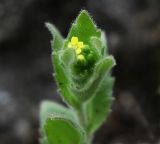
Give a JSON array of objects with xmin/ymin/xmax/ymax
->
[
  {"xmin": 68, "ymin": 36, "xmax": 85, "ymax": 62},
  {"xmin": 67, "ymin": 36, "xmax": 100, "ymax": 76}
]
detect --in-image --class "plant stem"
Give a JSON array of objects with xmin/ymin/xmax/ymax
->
[
  {"xmin": 76, "ymin": 104, "xmax": 86, "ymax": 128},
  {"xmin": 87, "ymin": 135, "xmax": 93, "ymax": 144},
  {"xmin": 76, "ymin": 104, "xmax": 93, "ymax": 144}
]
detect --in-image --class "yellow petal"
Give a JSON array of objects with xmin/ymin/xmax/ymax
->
[
  {"xmin": 71, "ymin": 37, "xmax": 78, "ymax": 45},
  {"xmin": 78, "ymin": 42, "xmax": 84, "ymax": 49},
  {"xmin": 76, "ymin": 48, "xmax": 81, "ymax": 54}
]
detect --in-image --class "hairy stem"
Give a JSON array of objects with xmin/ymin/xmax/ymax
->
[
  {"xmin": 76, "ymin": 104, "xmax": 93, "ymax": 144},
  {"xmin": 76, "ymin": 105, "xmax": 86, "ymax": 129}
]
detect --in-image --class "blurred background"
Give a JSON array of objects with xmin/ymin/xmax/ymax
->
[{"xmin": 0, "ymin": 0, "xmax": 160, "ymax": 144}]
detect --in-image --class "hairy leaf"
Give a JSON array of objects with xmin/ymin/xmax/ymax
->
[
  {"xmin": 67, "ymin": 10, "xmax": 101, "ymax": 45},
  {"xmin": 39, "ymin": 101, "xmax": 78, "ymax": 144},
  {"xmin": 86, "ymin": 75, "xmax": 115, "ymax": 134},
  {"xmin": 45, "ymin": 116, "xmax": 85, "ymax": 144}
]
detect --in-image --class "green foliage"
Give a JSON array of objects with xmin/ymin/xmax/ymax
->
[
  {"xmin": 40, "ymin": 10, "xmax": 116, "ymax": 144},
  {"xmin": 45, "ymin": 117, "xmax": 85, "ymax": 144},
  {"xmin": 39, "ymin": 101, "xmax": 78, "ymax": 144},
  {"xmin": 67, "ymin": 10, "xmax": 101, "ymax": 44},
  {"xmin": 86, "ymin": 76, "xmax": 114, "ymax": 134}
]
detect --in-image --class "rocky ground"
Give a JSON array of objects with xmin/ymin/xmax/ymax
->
[{"xmin": 0, "ymin": 0, "xmax": 160, "ymax": 144}]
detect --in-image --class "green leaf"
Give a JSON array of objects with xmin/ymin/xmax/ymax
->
[
  {"xmin": 66, "ymin": 10, "xmax": 101, "ymax": 45},
  {"xmin": 100, "ymin": 31, "xmax": 108, "ymax": 55},
  {"xmin": 40, "ymin": 101, "xmax": 77, "ymax": 127},
  {"xmin": 86, "ymin": 75, "xmax": 115, "ymax": 134},
  {"xmin": 71, "ymin": 56, "xmax": 116, "ymax": 101},
  {"xmin": 46, "ymin": 23, "xmax": 64, "ymax": 51},
  {"xmin": 45, "ymin": 116, "xmax": 85, "ymax": 144},
  {"xmin": 39, "ymin": 137, "xmax": 48, "ymax": 144},
  {"xmin": 39, "ymin": 101, "xmax": 78, "ymax": 144},
  {"xmin": 46, "ymin": 23, "xmax": 80, "ymax": 107},
  {"xmin": 89, "ymin": 36, "xmax": 103, "ymax": 55},
  {"xmin": 61, "ymin": 48, "xmax": 76, "ymax": 67},
  {"xmin": 52, "ymin": 51, "xmax": 80, "ymax": 108}
]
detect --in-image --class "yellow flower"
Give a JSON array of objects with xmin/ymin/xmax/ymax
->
[
  {"xmin": 77, "ymin": 42, "xmax": 84, "ymax": 49},
  {"xmin": 68, "ymin": 36, "xmax": 86, "ymax": 62},
  {"xmin": 76, "ymin": 48, "xmax": 81, "ymax": 55},
  {"xmin": 68, "ymin": 37, "xmax": 84, "ymax": 49},
  {"xmin": 71, "ymin": 37, "xmax": 78, "ymax": 45}
]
